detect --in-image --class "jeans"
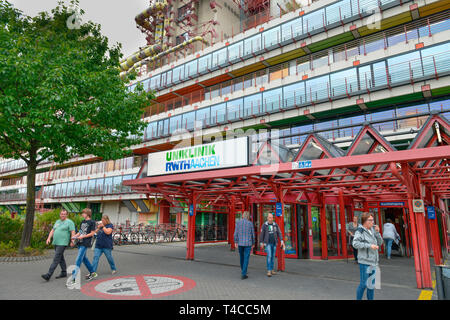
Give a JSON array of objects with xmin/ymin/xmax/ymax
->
[
  {"xmin": 384, "ymin": 239, "xmax": 394, "ymax": 258},
  {"xmin": 47, "ymin": 245, "xmax": 67, "ymax": 276},
  {"xmin": 356, "ymin": 263, "xmax": 375, "ymax": 300},
  {"xmin": 238, "ymin": 246, "xmax": 252, "ymax": 276},
  {"xmin": 92, "ymin": 248, "xmax": 116, "ymax": 273},
  {"xmin": 265, "ymin": 243, "xmax": 276, "ymax": 272},
  {"xmin": 71, "ymin": 245, "xmax": 94, "ymax": 280}
]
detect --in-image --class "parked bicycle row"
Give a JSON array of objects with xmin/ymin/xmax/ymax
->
[{"xmin": 111, "ymin": 223, "xmax": 187, "ymax": 246}]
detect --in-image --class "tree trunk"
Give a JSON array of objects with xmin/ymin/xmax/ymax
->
[{"xmin": 19, "ymin": 149, "xmax": 37, "ymax": 254}]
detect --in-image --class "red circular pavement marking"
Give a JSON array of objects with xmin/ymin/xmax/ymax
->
[{"xmin": 81, "ymin": 274, "xmax": 196, "ymax": 300}]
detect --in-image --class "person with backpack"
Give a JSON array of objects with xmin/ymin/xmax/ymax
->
[
  {"xmin": 66, "ymin": 208, "xmax": 96, "ymax": 288},
  {"xmin": 382, "ymin": 218, "xmax": 400, "ymax": 260},
  {"xmin": 352, "ymin": 212, "xmax": 383, "ymax": 300},
  {"xmin": 260, "ymin": 213, "xmax": 285, "ymax": 277}
]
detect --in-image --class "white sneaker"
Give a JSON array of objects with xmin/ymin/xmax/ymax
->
[
  {"xmin": 66, "ymin": 279, "xmax": 77, "ymax": 289},
  {"xmin": 112, "ymin": 270, "xmax": 117, "ymax": 275}
]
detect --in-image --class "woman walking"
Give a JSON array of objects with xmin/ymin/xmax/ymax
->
[
  {"xmin": 86, "ymin": 215, "xmax": 117, "ymax": 280},
  {"xmin": 352, "ymin": 212, "xmax": 383, "ymax": 300}
]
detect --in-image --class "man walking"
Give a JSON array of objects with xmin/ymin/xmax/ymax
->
[
  {"xmin": 41, "ymin": 209, "xmax": 76, "ymax": 281},
  {"xmin": 67, "ymin": 208, "xmax": 96, "ymax": 288},
  {"xmin": 260, "ymin": 213, "xmax": 285, "ymax": 277},
  {"xmin": 234, "ymin": 211, "xmax": 255, "ymax": 280}
]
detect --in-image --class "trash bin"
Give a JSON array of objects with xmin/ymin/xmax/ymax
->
[{"xmin": 435, "ymin": 265, "xmax": 450, "ymax": 300}]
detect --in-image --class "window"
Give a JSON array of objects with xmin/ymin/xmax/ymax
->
[
  {"xmin": 263, "ymin": 88, "xmax": 282, "ymax": 113},
  {"xmin": 211, "ymin": 103, "xmax": 227, "ymax": 124},
  {"xmin": 149, "ymin": 75, "xmax": 160, "ymax": 90},
  {"xmin": 198, "ymin": 54, "xmax": 212, "ymax": 74},
  {"xmin": 185, "ymin": 59, "xmax": 198, "ymax": 78},
  {"xmin": 172, "ymin": 65, "xmax": 184, "ymax": 83},
  {"xmin": 262, "ymin": 27, "xmax": 281, "ymax": 50},
  {"xmin": 158, "ymin": 119, "xmax": 169, "ymax": 136},
  {"xmin": 326, "ymin": 0, "xmax": 352, "ymax": 25},
  {"xmin": 303, "ymin": 9, "xmax": 325, "ymax": 34},
  {"xmin": 244, "ymin": 34, "xmax": 262, "ymax": 57},
  {"xmin": 244, "ymin": 93, "xmax": 262, "ymax": 117},
  {"xmin": 145, "ymin": 122, "xmax": 158, "ymax": 140},
  {"xmin": 330, "ymin": 68, "xmax": 358, "ymax": 97},
  {"xmin": 113, "ymin": 176, "xmax": 122, "ymax": 193},
  {"xmin": 182, "ymin": 111, "xmax": 196, "ymax": 131},
  {"xmin": 283, "ymin": 82, "xmax": 305, "ymax": 109},
  {"xmin": 196, "ymin": 107, "xmax": 211, "ymax": 128},
  {"xmin": 212, "ymin": 47, "xmax": 227, "ymax": 68},
  {"xmin": 372, "ymin": 61, "xmax": 387, "ymax": 87},
  {"xmin": 421, "ymin": 42, "xmax": 450, "ymax": 76},
  {"xmin": 306, "ymin": 75, "xmax": 330, "ymax": 102},
  {"xmin": 227, "ymin": 98, "xmax": 244, "ymax": 121},
  {"xmin": 169, "ymin": 115, "xmax": 182, "ymax": 134},
  {"xmin": 359, "ymin": 65, "xmax": 373, "ymax": 91},
  {"xmin": 388, "ymin": 52, "xmax": 422, "ymax": 84},
  {"xmin": 281, "ymin": 17, "xmax": 303, "ymax": 43},
  {"xmin": 228, "ymin": 42, "xmax": 243, "ymax": 63}
]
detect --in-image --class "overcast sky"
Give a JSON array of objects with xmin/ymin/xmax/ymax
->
[{"xmin": 9, "ymin": 0, "xmax": 150, "ymax": 57}]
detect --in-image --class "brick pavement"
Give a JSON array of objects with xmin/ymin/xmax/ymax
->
[{"xmin": 0, "ymin": 242, "xmax": 430, "ymax": 300}]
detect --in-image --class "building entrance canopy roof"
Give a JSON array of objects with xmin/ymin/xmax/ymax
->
[{"xmin": 124, "ymin": 114, "xmax": 450, "ymax": 206}]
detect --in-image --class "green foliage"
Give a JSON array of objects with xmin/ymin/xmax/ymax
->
[
  {"xmin": 0, "ymin": 241, "xmax": 17, "ymax": 256},
  {"xmin": 0, "ymin": 214, "xmax": 23, "ymax": 243},
  {"xmin": 0, "ymin": 0, "xmax": 153, "ymax": 164},
  {"xmin": 35, "ymin": 208, "xmax": 83, "ymax": 229}
]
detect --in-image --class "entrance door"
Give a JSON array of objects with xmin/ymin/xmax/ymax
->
[
  {"xmin": 325, "ymin": 204, "xmax": 345, "ymax": 258},
  {"xmin": 297, "ymin": 204, "xmax": 309, "ymax": 258},
  {"xmin": 380, "ymin": 207, "xmax": 410, "ymax": 256},
  {"xmin": 310, "ymin": 206, "xmax": 322, "ymax": 258}
]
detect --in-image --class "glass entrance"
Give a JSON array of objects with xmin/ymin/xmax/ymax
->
[
  {"xmin": 297, "ymin": 204, "xmax": 308, "ymax": 258},
  {"xmin": 325, "ymin": 204, "xmax": 346, "ymax": 258},
  {"xmin": 310, "ymin": 206, "xmax": 322, "ymax": 258}
]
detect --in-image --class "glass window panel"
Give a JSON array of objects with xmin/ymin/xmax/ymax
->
[
  {"xmin": 359, "ymin": 0, "xmax": 379, "ymax": 13},
  {"xmin": 303, "ymin": 9, "xmax": 325, "ymax": 34},
  {"xmin": 198, "ymin": 54, "xmax": 212, "ymax": 74},
  {"xmin": 330, "ymin": 68, "xmax": 358, "ymax": 97},
  {"xmin": 262, "ymin": 27, "xmax": 281, "ymax": 50},
  {"xmin": 362, "ymin": 37, "xmax": 385, "ymax": 55},
  {"xmin": 66, "ymin": 182, "xmax": 74, "ymax": 197},
  {"xmin": 430, "ymin": 19, "xmax": 450, "ymax": 36},
  {"xmin": 244, "ymin": 34, "xmax": 262, "ymax": 56},
  {"xmin": 211, "ymin": 103, "xmax": 226, "ymax": 124},
  {"xmin": 429, "ymin": 99, "xmax": 450, "ymax": 112},
  {"xmin": 244, "ymin": 93, "xmax": 262, "ymax": 117},
  {"xmin": 212, "ymin": 47, "xmax": 227, "ymax": 68},
  {"xmin": 421, "ymin": 42, "xmax": 450, "ymax": 76},
  {"xmin": 228, "ymin": 42, "xmax": 243, "ymax": 63},
  {"xmin": 172, "ymin": 65, "xmax": 184, "ymax": 83},
  {"xmin": 358, "ymin": 65, "xmax": 373, "ymax": 91},
  {"xmin": 113, "ymin": 176, "xmax": 122, "ymax": 193},
  {"xmin": 306, "ymin": 75, "xmax": 329, "ymax": 102},
  {"xmin": 263, "ymin": 88, "xmax": 282, "ymax": 113},
  {"xmin": 169, "ymin": 115, "xmax": 182, "ymax": 134},
  {"xmin": 103, "ymin": 177, "xmax": 112, "ymax": 194},
  {"xmin": 196, "ymin": 107, "xmax": 211, "ymax": 128},
  {"xmin": 283, "ymin": 81, "xmax": 306, "ymax": 108},
  {"xmin": 387, "ymin": 32, "xmax": 405, "ymax": 47},
  {"xmin": 165, "ymin": 70, "xmax": 173, "ymax": 86},
  {"xmin": 185, "ymin": 60, "xmax": 198, "ymax": 78},
  {"xmin": 145, "ymin": 122, "xmax": 158, "ymax": 140},
  {"xmin": 149, "ymin": 75, "xmax": 160, "ymax": 90},
  {"xmin": 227, "ymin": 98, "xmax": 244, "ymax": 121},
  {"xmin": 96, "ymin": 178, "xmax": 104, "ymax": 194},
  {"xmin": 182, "ymin": 111, "xmax": 196, "ymax": 131},
  {"xmin": 281, "ymin": 17, "xmax": 303, "ymax": 43},
  {"xmin": 372, "ymin": 61, "xmax": 387, "ymax": 87},
  {"xmin": 313, "ymin": 54, "xmax": 328, "ymax": 69},
  {"xmin": 388, "ymin": 51, "xmax": 422, "ymax": 84},
  {"xmin": 73, "ymin": 181, "xmax": 81, "ymax": 196}
]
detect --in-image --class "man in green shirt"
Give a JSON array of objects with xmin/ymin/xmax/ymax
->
[{"xmin": 41, "ymin": 209, "xmax": 76, "ymax": 281}]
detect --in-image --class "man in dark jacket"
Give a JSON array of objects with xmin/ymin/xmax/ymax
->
[{"xmin": 260, "ymin": 213, "xmax": 285, "ymax": 277}]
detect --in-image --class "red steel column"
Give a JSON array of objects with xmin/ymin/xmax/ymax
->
[
  {"xmin": 339, "ymin": 189, "xmax": 348, "ymax": 258},
  {"xmin": 428, "ymin": 208, "xmax": 443, "ymax": 265},
  {"xmin": 414, "ymin": 206, "xmax": 433, "ymax": 288},
  {"xmin": 320, "ymin": 197, "xmax": 327, "ymax": 260},
  {"xmin": 186, "ymin": 195, "xmax": 196, "ymax": 261},
  {"xmin": 230, "ymin": 196, "xmax": 236, "ymax": 251},
  {"xmin": 407, "ymin": 194, "xmax": 424, "ymax": 289},
  {"xmin": 276, "ymin": 201, "xmax": 286, "ymax": 271}
]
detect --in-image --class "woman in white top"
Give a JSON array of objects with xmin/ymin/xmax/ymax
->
[{"xmin": 382, "ymin": 219, "xmax": 400, "ymax": 259}]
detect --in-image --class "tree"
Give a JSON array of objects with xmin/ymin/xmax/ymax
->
[{"xmin": 0, "ymin": 0, "xmax": 152, "ymax": 253}]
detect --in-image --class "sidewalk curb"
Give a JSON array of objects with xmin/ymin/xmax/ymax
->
[{"xmin": 0, "ymin": 254, "xmax": 52, "ymax": 263}]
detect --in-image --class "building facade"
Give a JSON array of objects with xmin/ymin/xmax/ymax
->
[{"xmin": 1, "ymin": 1, "xmax": 450, "ymax": 283}]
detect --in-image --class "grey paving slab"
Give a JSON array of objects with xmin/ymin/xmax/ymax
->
[{"xmin": 0, "ymin": 243, "xmax": 430, "ymax": 300}]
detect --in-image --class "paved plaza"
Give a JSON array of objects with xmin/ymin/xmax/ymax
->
[{"xmin": 0, "ymin": 242, "xmax": 436, "ymax": 300}]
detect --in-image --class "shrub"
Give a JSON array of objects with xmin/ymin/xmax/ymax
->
[
  {"xmin": 0, "ymin": 241, "xmax": 17, "ymax": 256},
  {"xmin": 0, "ymin": 214, "xmax": 23, "ymax": 244}
]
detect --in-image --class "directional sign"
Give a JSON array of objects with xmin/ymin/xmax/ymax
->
[
  {"xmin": 189, "ymin": 204, "xmax": 194, "ymax": 216},
  {"xmin": 292, "ymin": 160, "xmax": 312, "ymax": 170},
  {"xmin": 81, "ymin": 274, "xmax": 196, "ymax": 300},
  {"xmin": 427, "ymin": 206, "xmax": 436, "ymax": 220},
  {"xmin": 276, "ymin": 202, "xmax": 283, "ymax": 217}
]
